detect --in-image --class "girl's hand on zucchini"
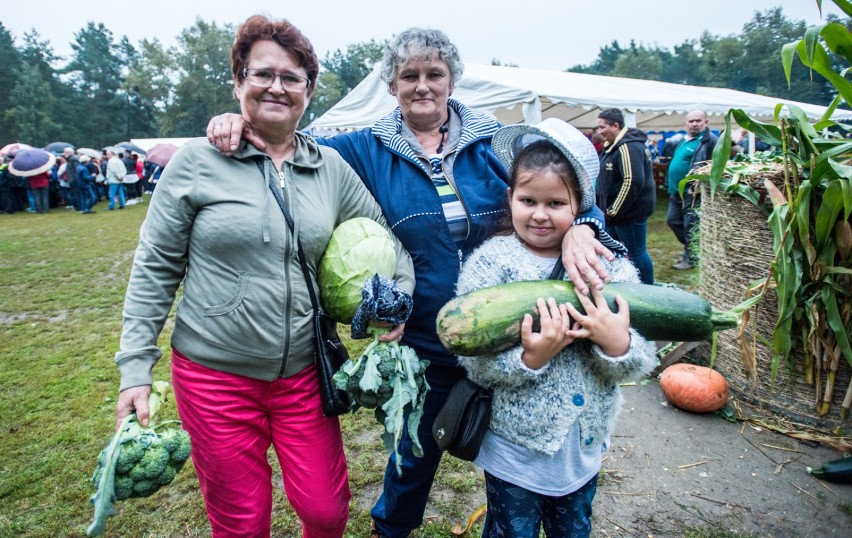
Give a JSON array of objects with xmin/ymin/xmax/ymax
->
[
  {"xmin": 565, "ymin": 289, "xmax": 631, "ymax": 357},
  {"xmin": 520, "ymin": 297, "xmax": 573, "ymax": 370}
]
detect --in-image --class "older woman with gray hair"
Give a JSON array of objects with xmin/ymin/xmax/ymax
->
[{"xmin": 207, "ymin": 27, "xmax": 616, "ymax": 537}]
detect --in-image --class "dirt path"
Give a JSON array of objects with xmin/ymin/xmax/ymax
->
[{"xmin": 590, "ymin": 381, "xmax": 852, "ymax": 537}]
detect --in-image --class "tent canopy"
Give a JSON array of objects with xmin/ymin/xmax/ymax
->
[{"xmin": 312, "ymin": 64, "xmax": 852, "ymax": 133}]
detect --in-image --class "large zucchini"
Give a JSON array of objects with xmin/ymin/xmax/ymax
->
[{"xmin": 436, "ymin": 280, "xmax": 738, "ymax": 356}]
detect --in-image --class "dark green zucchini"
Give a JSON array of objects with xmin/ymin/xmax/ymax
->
[
  {"xmin": 436, "ymin": 280, "xmax": 738, "ymax": 356},
  {"xmin": 808, "ymin": 456, "xmax": 852, "ymax": 483}
]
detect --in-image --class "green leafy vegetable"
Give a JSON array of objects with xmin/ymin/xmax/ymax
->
[
  {"xmin": 319, "ymin": 218, "xmax": 397, "ymax": 324},
  {"xmin": 333, "ymin": 330, "xmax": 430, "ymax": 475},
  {"xmin": 87, "ymin": 381, "xmax": 192, "ymax": 537}
]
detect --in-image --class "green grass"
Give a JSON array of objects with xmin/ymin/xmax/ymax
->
[
  {"xmin": 0, "ymin": 191, "xmax": 691, "ymax": 537},
  {"xmin": 648, "ymin": 189, "xmax": 699, "ymax": 290}
]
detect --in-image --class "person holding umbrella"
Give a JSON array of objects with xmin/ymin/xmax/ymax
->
[
  {"xmin": 143, "ymin": 143, "xmax": 178, "ymax": 193},
  {"xmin": 10, "ymin": 149, "xmax": 56, "ymax": 214},
  {"xmin": 0, "ymin": 153, "xmax": 18, "ymax": 213}
]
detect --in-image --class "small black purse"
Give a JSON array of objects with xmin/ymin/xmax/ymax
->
[
  {"xmin": 263, "ymin": 161, "xmax": 351, "ymax": 416},
  {"xmin": 312, "ymin": 310, "xmax": 352, "ymax": 416},
  {"xmin": 432, "ymin": 377, "xmax": 492, "ymax": 461}
]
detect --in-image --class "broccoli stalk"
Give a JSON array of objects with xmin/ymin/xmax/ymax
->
[
  {"xmin": 87, "ymin": 381, "xmax": 189, "ymax": 537},
  {"xmin": 86, "ymin": 414, "xmax": 133, "ymax": 537},
  {"xmin": 333, "ymin": 328, "xmax": 430, "ymax": 475}
]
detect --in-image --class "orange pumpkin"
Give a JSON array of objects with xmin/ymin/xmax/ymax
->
[{"xmin": 659, "ymin": 363, "xmax": 729, "ymax": 413}]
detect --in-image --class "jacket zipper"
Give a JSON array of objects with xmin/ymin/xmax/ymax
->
[{"xmin": 271, "ymin": 158, "xmax": 292, "ymax": 378}]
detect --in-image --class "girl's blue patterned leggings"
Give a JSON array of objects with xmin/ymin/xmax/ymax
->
[{"xmin": 481, "ymin": 471, "xmax": 597, "ymax": 538}]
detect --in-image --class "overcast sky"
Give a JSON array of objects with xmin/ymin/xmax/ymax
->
[{"xmin": 2, "ymin": 1, "xmax": 841, "ymax": 71}]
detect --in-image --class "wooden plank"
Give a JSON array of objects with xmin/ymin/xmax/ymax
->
[{"xmin": 653, "ymin": 341, "xmax": 701, "ymax": 375}]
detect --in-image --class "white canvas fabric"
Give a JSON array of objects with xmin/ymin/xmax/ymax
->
[{"xmin": 311, "ymin": 64, "xmax": 852, "ymax": 133}]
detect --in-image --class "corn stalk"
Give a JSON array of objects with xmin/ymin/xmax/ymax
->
[{"xmin": 695, "ymin": 2, "xmax": 852, "ymax": 418}]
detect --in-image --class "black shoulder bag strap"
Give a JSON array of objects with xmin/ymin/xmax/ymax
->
[{"xmin": 549, "ymin": 255, "xmax": 566, "ymax": 280}]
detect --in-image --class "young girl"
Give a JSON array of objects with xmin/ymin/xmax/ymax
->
[{"xmin": 456, "ymin": 118, "xmax": 658, "ymax": 538}]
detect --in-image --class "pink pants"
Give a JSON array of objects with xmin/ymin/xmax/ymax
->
[{"xmin": 171, "ymin": 349, "xmax": 351, "ymax": 538}]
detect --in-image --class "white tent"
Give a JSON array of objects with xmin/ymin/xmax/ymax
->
[
  {"xmin": 130, "ymin": 137, "xmax": 194, "ymax": 152},
  {"xmin": 311, "ymin": 64, "xmax": 852, "ymax": 133}
]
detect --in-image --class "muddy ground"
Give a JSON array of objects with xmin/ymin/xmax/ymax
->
[
  {"xmin": 589, "ymin": 381, "xmax": 852, "ymax": 537},
  {"xmin": 417, "ymin": 380, "xmax": 852, "ymax": 537}
]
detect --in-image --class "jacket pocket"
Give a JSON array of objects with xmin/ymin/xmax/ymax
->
[{"xmin": 201, "ymin": 271, "xmax": 285, "ymax": 358}]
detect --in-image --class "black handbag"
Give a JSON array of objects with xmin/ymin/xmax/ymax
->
[
  {"xmin": 311, "ymin": 309, "xmax": 352, "ymax": 416},
  {"xmin": 262, "ymin": 161, "xmax": 351, "ymax": 416},
  {"xmin": 432, "ymin": 377, "xmax": 492, "ymax": 461}
]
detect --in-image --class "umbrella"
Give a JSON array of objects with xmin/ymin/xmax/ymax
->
[
  {"xmin": 77, "ymin": 147, "xmax": 102, "ymax": 159},
  {"xmin": 0, "ymin": 142, "xmax": 34, "ymax": 156},
  {"xmin": 115, "ymin": 141, "xmax": 146, "ymax": 155},
  {"xmin": 9, "ymin": 149, "xmax": 57, "ymax": 177},
  {"xmin": 44, "ymin": 141, "xmax": 76, "ymax": 154},
  {"xmin": 145, "ymin": 143, "xmax": 179, "ymax": 167}
]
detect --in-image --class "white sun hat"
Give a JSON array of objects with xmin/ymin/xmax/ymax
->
[{"xmin": 492, "ymin": 118, "xmax": 599, "ymax": 213}]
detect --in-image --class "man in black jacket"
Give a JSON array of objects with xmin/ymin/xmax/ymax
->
[
  {"xmin": 596, "ymin": 108, "xmax": 656, "ymax": 284},
  {"xmin": 664, "ymin": 110, "xmax": 717, "ymax": 270}
]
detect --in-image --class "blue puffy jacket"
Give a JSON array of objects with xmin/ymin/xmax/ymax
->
[{"xmin": 76, "ymin": 163, "xmax": 95, "ymax": 183}]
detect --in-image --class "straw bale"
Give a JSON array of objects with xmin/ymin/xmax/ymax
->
[{"xmin": 696, "ymin": 163, "xmax": 851, "ymax": 434}]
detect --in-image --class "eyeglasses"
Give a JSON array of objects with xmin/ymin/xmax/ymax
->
[{"xmin": 242, "ymin": 68, "xmax": 311, "ymax": 90}]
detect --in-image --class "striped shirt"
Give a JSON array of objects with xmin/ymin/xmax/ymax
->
[{"xmin": 429, "ymin": 155, "xmax": 467, "ymax": 246}]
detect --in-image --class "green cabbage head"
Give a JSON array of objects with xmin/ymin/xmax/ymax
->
[{"xmin": 319, "ymin": 218, "xmax": 396, "ymax": 324}]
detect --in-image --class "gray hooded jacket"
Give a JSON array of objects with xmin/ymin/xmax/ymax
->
[{"xmin": 116, "ymin": 134, "xmax": 414, "ymax": 390}]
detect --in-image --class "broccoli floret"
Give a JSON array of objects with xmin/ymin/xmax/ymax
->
[
  {"xmin": 346, "ymin": 369, "xmax": 363, "ymax": 394},
  {"xmin": 154, "ymin": 464, "xmax": 177, "ymax": 487},
  {"xmin": 115, "ymin": 441, "xmax": 145, "ymax": 474},
  {"xmin": 376, "ymin": 354, "xmax": 399, "ymax": 377},
  {"xmin": 131, "ymin": 478, "xmax": 158, "ymax": 498},
  {"xmin": 114, "ymin": 475, "xmax": 133, "ymax": 501},
  {"xmin": 357, "ymin": 391, "xmax": 379, "ymax": 408},
  {"xmin": 378, "ymin": 384, "xmax": 393, "ymax": 398},
  {"xmin": 160, "ymin": 428, "xmax": 191, "ymax": 465},
  {"xmin": 127, "ymin": 444, "xmax": 170, "ymax": 481}
]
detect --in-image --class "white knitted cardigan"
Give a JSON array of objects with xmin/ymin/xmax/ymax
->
[{"xmin": 456, "ymin": 233, "xmax": 658, "ymax": 455}]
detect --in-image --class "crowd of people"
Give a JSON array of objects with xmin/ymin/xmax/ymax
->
[{"xmin": 0, "ymin": 146, "xmax": 162, "ymax": 215}]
